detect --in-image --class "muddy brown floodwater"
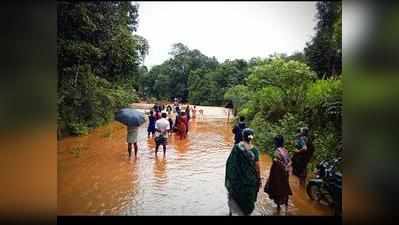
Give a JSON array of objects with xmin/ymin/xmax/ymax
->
[{"xmin": 58, "ymin": 105, "xmax": 332, "ymax": 215}]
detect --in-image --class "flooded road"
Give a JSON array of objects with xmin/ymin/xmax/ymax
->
[{"xmin": 58, "ymin": 105, "xmax": 331, "ymax": 215}]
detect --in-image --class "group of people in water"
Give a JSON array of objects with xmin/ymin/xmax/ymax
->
[
  {"xmin": 226, "ymin": 116, "xmax": 314, "ymax": 215},
  {"xmin": 125, "ymin": 100, "xmax": 314, "ymax": 216},
  {"xmin": 125, "ymin": 98, "xmax": 204, "ymax": 158},
  {"xmin": 146, "ymin": 101, "xmax": 200, "ymax": 155}
]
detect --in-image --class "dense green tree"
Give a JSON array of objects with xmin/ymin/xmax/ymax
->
[
  {"xmin": 142, "ymin": 43, "xmax": 219, "ymax": 102},
  {"xmin": 304, "ymin": 1, "xmax": 342, "ymax": 78},
  {"xmin": 58, "ymin": 2, "xmax": 147, "ymax": 136},
  {"xmin": 225, "ymin": 58, "xmax": 342, "ymax": 167}
]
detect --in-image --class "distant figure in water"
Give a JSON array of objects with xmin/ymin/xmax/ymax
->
[
  {"xmin": 198, "ymin": 108, "xmax": 204, "ymax": 120},
  {"xmin": 166, "ymin": 104, "xmax": 173, "ymax": 115},
  {"xmin": 232, "ymin": 116, "xmax": 246, "ymax": 144},
  {"xmin": 291, "ymin": 127, "xmax": 314, "ymax": 186},
  {"xmin": 185, "ymin": 105, "xmax": 191, "ymax": 121},
  {"xmin": 175, "ymin": 111, "xmax": 188, "ymax": 139},
  {"xmin": 168, "ymin": 117, "xmax": 174, "ymax": 136},
  {"xmin": 225, "ymin": 128, "xmax": 261, "ymax": 216},
  {"xmin": 225, "ymin": 100, "xmax": 234, "ymax": 122},
  {"xmin": 147, "ymin": 110, "xmax": 156, "ymax": 138},
  {"xmin": 264, "ymin": 135, "xmax": 292, "ymax": 212},
  {"xmin": 191, "ymin": 105, "xmax": 197, "ymax": 119},
  {"xmin": 185, "ymin": 105, "xmax": 191, "ymax": 132},
  {"xmin": 175, "ymin": 104, "xmax": 181, "ymax": 115},
  {"xmin": 154, "ymin": 108, "xmax": 161, "ymax": 120},
  {"xmin": 155, "ymin": 112, "xmax": 170, "ymax": 155}
]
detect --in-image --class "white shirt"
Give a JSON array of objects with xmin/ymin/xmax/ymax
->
[{"xmin": 155, "ymin": 118, "xmax": 170, "ymax": 137}]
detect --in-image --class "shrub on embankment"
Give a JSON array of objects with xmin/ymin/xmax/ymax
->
[
  {"xmin": 57, "ymin": 2, "xmax": 147, "ymax": 137},
  {"xmin": 225, "ymin": 58, "xmax": 342, "ymax": 170}
]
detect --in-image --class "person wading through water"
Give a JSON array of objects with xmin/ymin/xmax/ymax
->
[
  {"xmin": 191, "ymin": 105, "xmax": 197, "ymax": 119},
  {"xmin": 184, "ymin": 105, "xmax": 191, "ymax": 133},
  {"xmin": 147, "ymin": 110, "xmax": 156, "ymax": 138},
  {"xmin": 166, "ymin": 104, "xmax": 172, "ymax": 115},
  {"xmin": 291, "ymin": 127, "xmax": 315, "ymax": 186},
  {"xmin": 225, "ymin": 100, "xmax": 234, "ymax": 122},
  {"xmin": 232, "ymin": 116, "xmax": 246, "ymax": 144},
  {"xmin": 127, "ymin": 125, "xmax": 139, "ymax": 158},
  {"xmin": 155, "ymin": 112, "xmax": 170, "ymax": 155},
  {"xmin": 175, "ymin": 111, "xmax": 188, "ymax": 139},
  {"xmin": 225, "ymin": 128, "xmax": 261, "ymax": 216},
  {"xmin": 264, "ymin": 135, "xmax": 292, "ymax": 212}
]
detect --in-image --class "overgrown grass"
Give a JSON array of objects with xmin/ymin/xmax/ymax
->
[{"xmin": 69, "ymin": 144, "xmax": 88, "ymax": 158}]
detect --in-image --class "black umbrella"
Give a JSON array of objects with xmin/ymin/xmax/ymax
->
[{"xmin": 115, "ymin": 108, "xmax": 145, "ymax": 127}]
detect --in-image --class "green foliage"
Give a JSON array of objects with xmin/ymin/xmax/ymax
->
[
  {"xmin": 224, "ymin": 85, "xmax": 250, "ymax": 110},
  {"xmin": 244, "ymin": 59, "xmax": 317, "ymax": 121},
  {"xmin": 306, "ymin": 78, "xmax": 342, "ymax": 108},
  {"xmin": 141, "ymin": 44, "xmax": 250, "ymax": 106},
  {"xmin": 140, "ymin": 43, "xmax": 219, "ymax": 102},
  {"xmin": 69, "ymin": 144, "xmax": 88, "ymax": 158},
  {"xmin": 58, "ymin": 2, "xmax": 145, "ymax": 137},
  {"xmin": 313, "ymin": 127, "xmax": 340, "ymax": 163},
  {"xmin": 304, "ymin": 1, "xmax": 342, "ymax": 78},
  {"xmin": 251, "ymin": 113, "xmax": 306, "ymax": 155},
  {"xmin": 226, "ymin": 58, "xmax": 342, "ymax": 166},
  {"xmin": 305, "ymin": 78, "xmax": 342, "ymax": 136},
  {"xmin": 247, "ymin": 58, "xmax": 316, "ymax": 92}
]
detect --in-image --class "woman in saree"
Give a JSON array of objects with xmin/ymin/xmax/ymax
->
[
  {"xmin": 264, "ymin": 135, "xmax": 292, "ymax": 212},
  {"xmin": 225, "ymin": 128, "xmax": 261, "ymax": 216},
  {"xmin": 291, "ymin": 127, "xmax": 314, "ymax": 185},
  {"xmin": 175, "ymin": 111, "xmax": 188, "ymax": 139}
]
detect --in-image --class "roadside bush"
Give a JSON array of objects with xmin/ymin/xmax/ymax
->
[
  {"xmin": 58, "ymin": 67, "xmax": 138, "ymax": 137},
  {"xmin": 227, "ymin": 58, "xmax": 342, "ymax": 169},
  {"xmin": 251, "ymin": 112, "xmax": 306, "ymax": 155}
]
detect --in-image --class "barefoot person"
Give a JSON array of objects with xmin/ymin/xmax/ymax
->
[
  {"xmin": 198, "ymin": 108, "xmax": 204, "ymax": 120},
  {"xmin": 225, "ymin": 128, "xmax": 261, "ymax": 216},
  {"xmin": 127, "ymin": 125, "xmax": 139, "ymax": 158},
  {"xmin": 264, "ymin": 135, "xmax": 292, "ymax": 212},
  {"xmin": 155, "ymin": 112, "xmax": 170, "ymax": 155}
]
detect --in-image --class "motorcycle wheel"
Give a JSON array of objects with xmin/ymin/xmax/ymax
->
[{"xmin": 307, "ymin": 183, "xmax": 322, "ymax": 201}]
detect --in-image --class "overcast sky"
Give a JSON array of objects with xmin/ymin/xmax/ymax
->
[{"xmin": 135, "ymin": 1, "xmax": 317, "ymax": 68}]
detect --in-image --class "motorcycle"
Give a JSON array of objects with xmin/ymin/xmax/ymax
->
[{"xmin": 306, "ymin": 157, "xmax": 342, "ymax": 216}]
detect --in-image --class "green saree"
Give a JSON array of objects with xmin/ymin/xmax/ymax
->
[{"xmin": 225, "ymin": 143, "xmax": 259, "ymax": 215}]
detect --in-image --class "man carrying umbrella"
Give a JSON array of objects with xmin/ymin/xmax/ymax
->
[
  {"xmin": 115, "ymin": 108, "xmax": 146, "ymax": 158},
  {"xmin": 127, "ymin": 125, "xmax": 138, "ymax": 158}
]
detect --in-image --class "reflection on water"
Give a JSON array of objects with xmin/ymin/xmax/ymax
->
[{"xmin": 58, "ymin": 114, "xmax": 332, "ymax": 215}]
